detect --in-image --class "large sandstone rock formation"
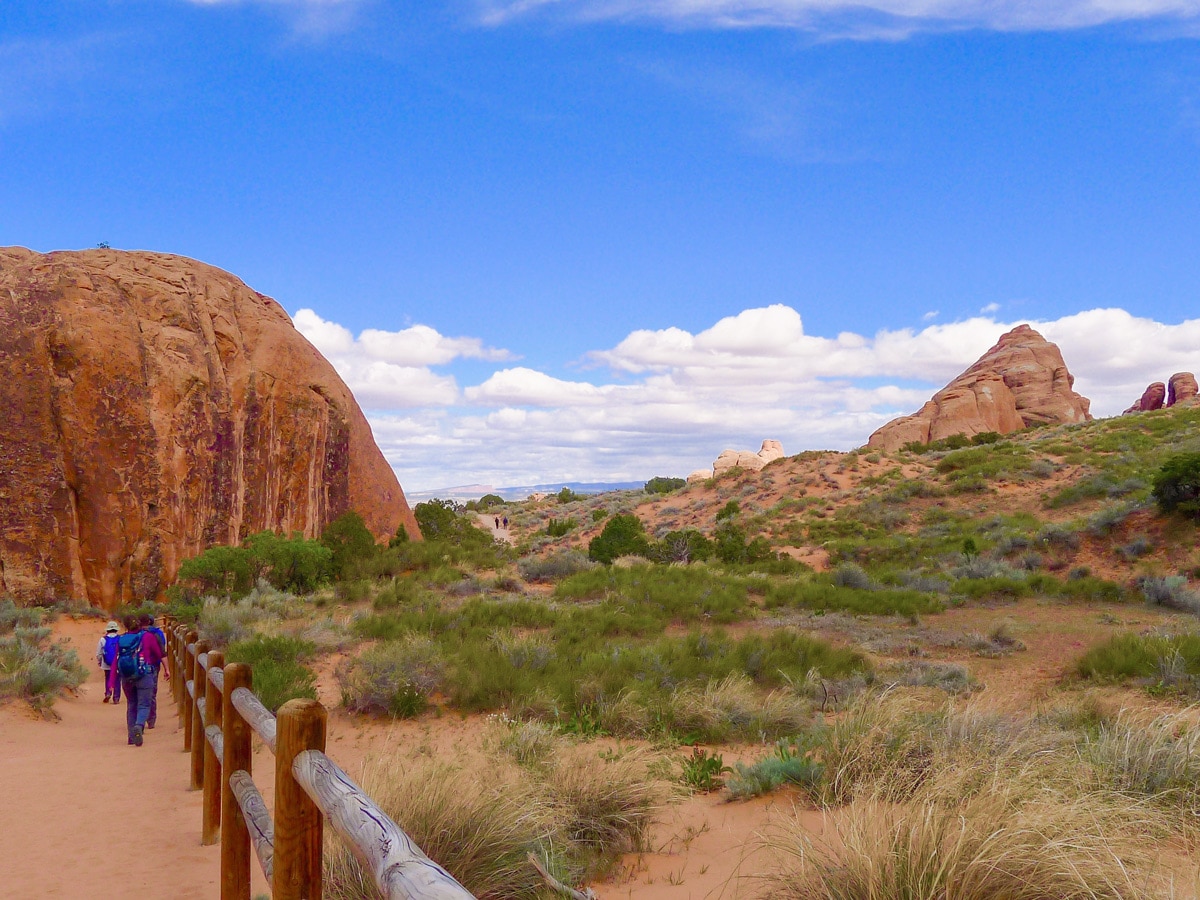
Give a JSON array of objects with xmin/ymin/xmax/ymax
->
[
  {"xmin": 711, "ymin": 440, "xmax": 785, "ymax": 476},
  {"xmin": 867, "ymin": 324, "xmax": 1092, "ymax": 452},
  {"xmin": 1168, "ymin": 372, "xmax": 1198, "ymax": 407},
  {"xmin": 1123, "ymin": 372, "xmax": 1197, "ymax": 414},
  {"xmin": 1, "ymin": 247, "xmax": 420, "ymax": 610}
]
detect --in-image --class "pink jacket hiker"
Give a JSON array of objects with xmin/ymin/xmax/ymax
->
[{"xmin": 108, "ymin": 630, "xmax": 169, "ymax": 696}]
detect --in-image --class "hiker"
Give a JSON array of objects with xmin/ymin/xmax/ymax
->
[
  {"xmin": 139, "ymin": 613, "xmax": 168, "ymax": 729},
  {"xmin": 494, "ymin": 516, "xmax": 500, "ymax": 529},
  {"xmin": 502, "ymin": 516, "xmax": 509, "ymax": 530},
  {"xmin": 115, "ymin": 615, "xmax": 169, "ymax": 747},
  {"xmin": 95, "ymin": 620, "xmax": 121, "ymax": 703}
]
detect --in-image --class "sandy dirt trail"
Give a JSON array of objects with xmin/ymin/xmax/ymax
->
[{"xmin": 0, "ymin": 618, "xmax": 226, "ymax": 899}]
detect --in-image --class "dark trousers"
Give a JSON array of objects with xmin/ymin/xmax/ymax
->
[
  {"xmin": 123, "ymin": 673, "xmax": 155, "ymax": 740},
  {"xmin": 148, "ymin": 666, "xmax": 160, "ymax": 726},
  {"xmin": 103, "ymin": 668, "xmax": 121, "ymax": 701}
]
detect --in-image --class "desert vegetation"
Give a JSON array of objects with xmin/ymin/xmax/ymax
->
[{"xmin": 9, "ymin": 404, "xmax": 1200, "ymax": 895}]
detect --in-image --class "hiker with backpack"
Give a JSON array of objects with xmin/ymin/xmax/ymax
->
[
  {"xmin": 139, "ymin": 613, "xmax": 168, "ymax": 729},
  {"xmin": 95, "ymin": 620, "xmax": 122, "ymax": 703},
  {"xmin": 113, "ymin": 616, "xmax": 169, "ymax": 746}
]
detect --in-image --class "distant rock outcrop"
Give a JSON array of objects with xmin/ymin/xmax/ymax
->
[
  {"xmin": 1123, "ymin": 372, "xmax": 1197, "ymax": 414},
  {"xmin": 711, "ymin": 440, "xmax": 785, "ymax": 476},
  {"xmin": 1123, "ymin": 383, "xmax": 1166, "ymax": 414},
  {"xmin": 1169, "ymin": 372, "xmax": 1198, "ymax": 407},
  {"xmin": 867, "ymin": 324, "xmax": 1092, "ymax": 452},
  {"xmin": 0, "ymin": 247, "xmax": 420, "ymax": 610}
]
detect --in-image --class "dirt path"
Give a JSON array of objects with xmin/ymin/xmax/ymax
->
[
  {"xmin": 0, "ymin": 618, "xmax": 224, "ymax": 898},
  {"xmin": 477, "ymin": 512, "xmax": 514, "ymax": 544}
]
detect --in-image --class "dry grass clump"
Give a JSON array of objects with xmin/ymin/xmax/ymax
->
[
  {"xmin": 324, "ymin": 741, "xmax": 667, "ymax": 899},
  {"xmin": 666, "ymin": 673, "xmax": 810, "ymax": 742},
  {"xmin": 764, "ymin": 778, "xmax": 1167, "ymax": 900},
  {"xmin": 1082, "ymin": 707, "xmax": 1200, "ymax": 814},
  {"xmin": 323, "ymin": 760, "xmax": 554, "ymax": 900}
]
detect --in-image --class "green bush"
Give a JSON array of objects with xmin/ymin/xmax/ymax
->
[
  {"xmin": 556, "ymin": 487, "xmax": 583, "ymax": 504},
  {"xmin": 545, "ymin": 517, "xmax": 576, "ymax": 538},
  {"xmin": 518, "ymin": 550, "xmax": 596, "ymax": 583},
  {"xmin": 645, "ymin": 476, "xmax": 686, "ymax": 494},
  {"xmin": 588, "ymin": 514, "xmax": 650, "ymax": 564},
  {"xmin": 1153, "ymin": 452, "xmax": 1200, "ymax": 520},
  {"xmin": 225, "ymin": 634, "xmax": 318, "ymax": 712},
  {"xmin": 337, "ymin": 637, "xmax": 445, "ymax": 718},
  {"xmin": 321, "ymin": 511, "xmax": 378, "ymax": 580},
  {"xmin": 0, "ymin": 621, "xmax": 86, "ymax": 710},
  {"xmin": 177, "ymin": 545, "xmax": 254, "ymax": 598},
  {"xmin": 765, "ymin": 579, "xmax": 943, "ymax": 617},
  {"xmin": 1077, "ymin": 631, "xmax": 1200, "ymax": 686},
  {"xmin": 725, "ymin": 736, "xmax": 824, "ymax": 800},
  {"xmin": 650, "ymin": 529, "xmax": 712, "ymax": 564}
]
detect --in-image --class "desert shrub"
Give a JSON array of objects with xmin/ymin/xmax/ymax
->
[
  {"xmin": 831, "ymin": 563, "xmax": 873, "ymax": 590},
  {"xmin": 1117, "ymin": 536, "xmax": 1154, "ymax": 561},
  {"xmin": 554, "ymin": 565, "xmax": 750, "ymax": 625},
  {"xmin": 413, "ymin": 499, "xmax": 496, "ymax": 548},
  {"xmin": 764, "ymin": 779, "xmax": 1163, "ymax": 900},
  {"xmin": 716, "ymin": 500, "xmax": 740, "ymax": 521},
  {"xmin": 322, "ymin": 511, "xmax": 378, "ymax": 580},
  {"xmin": 1047, "ymin": 474, "xmax": 1117, "ymax": 508},
  {"xmin": 517, "ymin": 550, "xmax": 596, "ymax": 583},
  {"xmin": 544, "ymin": 517, "xmax": 576, "ymax": 537},
  {"xmin": 952, "ymin": 575, "xmax": 1030, "ymax": 600},
  {"xmin": 644, "ymin": 476, "xmax": 685, "ymax": 494},
  {"xmin": 544, "ymin": 745, "xmax": 662, "ymax": 851},
  {"xmin": 765, "ymin": 579, "xmax": 943, "ymax": 617},
  {"xmin": 1137, "ymin": 575, "xmax": 1200, "ymax": 614},
  {"xmin": 371, "ymin": 576, "xmax": 427, "ymax": 610},
  {"xmin": 176, "ymin": 545, "xmax": 254, "ymax": 599},
  {"xmin": 225, "ymin": 634, "xmax": 318, "ymax": 712},
  {"xmin": 588, "ymin": 514, "xmax": 650, "ymax": 564},
  {"xmin": 322, "ymin": 760, "xmax": 556, "ymax": 900},
  {"xmin": 663, "ymin": 673, "xmax": 811, "ymax": 743},
  {"xmin": 649, "ymin": 529, "xmax": 712, "ymax": 564},
  {"xmin": 1082, "ymin": 709, "xmax": 1200, "ymax": 810},
  {"xmin": 242, "ymin": 530, "xmax": 333, "ymax": 593},
  {"xmin": 1077, "ymin": 631, "xmax": 1200, "ymax": 689},
  {"xmin": 0, "ymin": 623, "xmax": 87, "ymax": 709},
  {"xmin": 0, "ymin": 599, "xmax": 46, "ymax": 632},
  {"xmin": 885, "ymin": 661, "xmax": 978, "ymax": 694},
  {"xmin": 1035, "ymin": 524, "xmax": 1082, "ymax": 551},
  {"xmin": 712, "ymin": 521, "xmax": 774, "ymax": 564},
  {"xmin": 1152, "ymin": 452, "xmax": 1200, "ymax": 520},
  {"xmin": 337, "ymin": 636, "xmax": 446, "ymax": 718},
  {"xmin": 726, "ymin": 735, "xmax": 824, "ymax": 801}
]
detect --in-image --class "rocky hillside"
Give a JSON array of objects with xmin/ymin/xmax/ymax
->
[{"xmin": 0, "ymin": 247, "xmax": 419, "ymax": 610}]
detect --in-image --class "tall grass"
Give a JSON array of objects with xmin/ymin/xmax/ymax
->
[{"xmin": 764, "ymin": 778, "xmax": 1166, "ymax": 900}]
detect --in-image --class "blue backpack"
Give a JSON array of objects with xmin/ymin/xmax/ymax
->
[
  {"xmin": 102, "ymin": 634, "xmax": 120, "ymax": 666},
  {"xmin": 116, "ymin": 631, "xmax": 152, "ymax": 679}
]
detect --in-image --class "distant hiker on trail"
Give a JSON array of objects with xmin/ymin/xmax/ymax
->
[
  {"xmin": 495, "ymin": 516, "xmax": 500, "ymax": 529},
  {"xmin": 139, "ymin": 613, "xmax": 168, "ymax": 729},
  {"xmin": 114, "ymin": 616, "xmax": 169, "ymax": 747},
  {"xmin": 95, "ymin": 621, "xmax": 121, "ymax": 703},
  {"xmin": 502, "ymin": 516, "xmax": 509, "ymax": 530}
]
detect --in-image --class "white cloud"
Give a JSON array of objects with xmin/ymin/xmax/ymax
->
[
  {"xmin": 475, "ymin": 0, "xmax": 1200, "ymax": 34},
  {"xmin": 303, "ymin": 303, "xmax": 1199, "ymax": 492},
  {"xmin": 922, "ymin": 310, "xmax": 939, "ymax": 321},
  {"xmin": 980, "ymin": 302, "xmax": 1000, "ymax": 314},
  {"xmin": 292, "ymin": 308, "xmax": 515, "ymax": 408}
]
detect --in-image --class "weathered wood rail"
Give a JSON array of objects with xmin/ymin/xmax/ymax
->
[{"xmin": 163, "ymin": 617, "xmax": 476, "ymax": 900}]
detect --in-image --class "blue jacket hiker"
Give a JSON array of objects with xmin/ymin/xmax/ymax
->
[
  {"xmin": 139, "ymin": 613, "xmax": 168, "ymax": 729},
  {"xmin": 95, "ymin": 620, "xmax": 122, "ymax": 703},
  {"xmin": 114, "ymin": 616, "xmax": 169, "ymax": 747}
]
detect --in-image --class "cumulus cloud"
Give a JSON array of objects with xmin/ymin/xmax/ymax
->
[
  {"xmin": 303, "ymin": 303, "xmax": 1199, "ymax": 492},
  {"xmin": 292, "ymin": 308, "xmax": 513, "ymax": 409},
  {"xmin": 475, "ymin": 0, "xmax": 1200, "ymax": 34}
]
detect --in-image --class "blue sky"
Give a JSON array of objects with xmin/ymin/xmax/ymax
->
[{"xmin": 3, "ymin": 0, "xmax": 1199, "ymax": 492}]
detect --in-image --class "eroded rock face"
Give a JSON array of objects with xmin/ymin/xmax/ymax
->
[
  {"xmin": 712, "ymin": 440, "xmax": 785, "ymax": 475},
  {"xmin": 1168, "ymin": 373, "xmax": 1198, "ymax": 407},
  {"xmin": 0, "ymin": 247, "xmax": 420, "ymax": 610},
  {"xmin": 867, "ymin": 324, "xmax": 1092, "ymax": 452},
  {"xmin": 1123, "ymin": 383, "xmax": 1166, "ymax": 415}
]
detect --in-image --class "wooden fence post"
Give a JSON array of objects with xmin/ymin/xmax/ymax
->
[
  {"xmin": 274, "ymin": 699, "xmax": 327, "ymax": 900},
  {"xmin": 183, "ymin": 630, "xmax": 198, "ymax": 749},
  {"xmin": 221, "ymin": 663, "xmax": 253, "ymax": 900},
  {"xmin": 191, "ymin": 639, "xmax": 211, "ymax": 791},
  {"xmin": 203, "ymin": 650, "xmax": 225, "ymax": 846},
  {"xmin": 174, "ymin": 626, "xmax": 187, "ymax": 712}
]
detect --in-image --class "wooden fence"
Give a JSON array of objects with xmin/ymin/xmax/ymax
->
[{"xmin": 162, "ymin": 617, "xmax": 476, "ymax": 900}]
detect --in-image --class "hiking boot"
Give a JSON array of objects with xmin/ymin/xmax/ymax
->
[
  {"xmin": 132, "ymin": 725, "xmax": 144, "ymax": 747},
  {"xmin": 102, "ymin": 695, "xmax": 109, "ymax": 703},
  {"xmin": 146, "ymin": 720, "xmax": 155, "ymax": 729}
]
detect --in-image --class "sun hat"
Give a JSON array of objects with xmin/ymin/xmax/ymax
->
[{"xmin": 106, "ymin": 620, "xmax": 119, "ymax": 633}]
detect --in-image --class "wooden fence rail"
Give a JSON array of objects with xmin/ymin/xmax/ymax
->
[{"xmin": 162, "ymin": 617, "xmax": 476, "ymax": 900}]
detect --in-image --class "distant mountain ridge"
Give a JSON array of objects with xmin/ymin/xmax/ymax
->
[{"xmin": 407, "ymin": 481, "xmax": 647, "ymax": 503}]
